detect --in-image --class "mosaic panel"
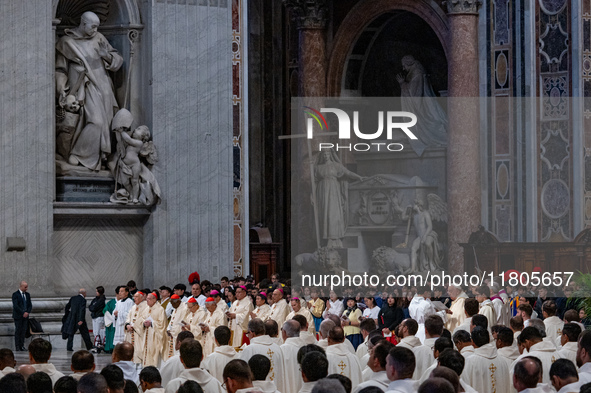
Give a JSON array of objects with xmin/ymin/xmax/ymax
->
[{"xmin": 537, "ymin": 0, "xmax": 572, "ymax": 240}]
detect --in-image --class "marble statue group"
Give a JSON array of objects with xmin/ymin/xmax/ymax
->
[{"xmin": 55, "ymin": 11, "xmax": 160, "ymax": 205}]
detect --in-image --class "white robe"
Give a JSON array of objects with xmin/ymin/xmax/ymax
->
[
  {"xmin": 300, "ymin": 330, "xmax": 317, "ymax": 344},
  {"xmin": 453, "ymin": 316, "xmax": 472, "ymax": 335},
  {"xmin": 326, "ymin": 342, "xmax": 363, "ymax": 386},
  {"xmin": 240, "ymin": 335, "xmax": 287, "ymax": 393},
  {"xmin": 557, "ymin": 341, "xmax": 578, "ymax": 369},
  {"xmin": 579, "ymin": 362, "xmax": 591, "ymax": 384},
  {"xmin": 408, "ymin": 295, "xmax": 446, "ymax": 343},
  {"xmin": 317, "ymin": 338, "xmax": 355, "ymax": 354},
  {"xmin": 396, "ymin": 335, "xmax": 431, "ymax": 380},
  {"xmin": 543, "ymin": 316, "xmax": 564, "ymax": 345},
  {"xmin": 286, "ymin": 307, "xmax": 315, "ymax": 335},
  {"xmin": 164, "ymin": 303, "xmax": 188, "ymax": 360},
  {"xmin": 460, "ymin": 345, "xmax": 475, "ymax": 357},
  {"xmin": 202, "ymin": 307, "xmax": 228, "ymax": 357},
  {"xmin": 201, "ymin": 345, "xmax": 239, "ymax": 383},
  {"xmin": 352, "ymin": 370, "xmax": 390, "ymax": 393},
  {"xmin": 229, "ymin": 297, "xmax": 254, "ymax": 347},
  {"xmin": 280, "ymin": 337, "xmax": 305, "ymax": 393},
  {"xmin": 31, "ymin": 363, "xmax": 65, "ymax": 386},
  {"xmin": 270, "ymin": 299, "xmax": 290, "ymax": 328},
  {"xmin": 511, "ymin": 340, "xmax": 564, "ymax": 384},
  {"xmin": 491, "ymin": 297, "xmax": 506, "ymax": 325},
  {"xmin": 164, "ymin": 367, "xmax": 224, "ymax": 393},
  {"xmin": 445, "ymin": 292, "xmax": 468, "ymax": 332},
  {"xmin": 557, "ymin": 381, "xmax": 583, "ymax": 393},
  {"xmin": 356, "ymin": 335, "xmax": 369, "ymax": 360},
  {"xmin": 497, "ymin": 345, "xmax": 520, "ymax": 369},
  {"xmin": 479, "ymin": 300, "xmax": 496, "ymax": 329},
  {"xmin": 159, "ymin": 354, "xmax": 184, "ymax": 387},
  {"xmin": 253, "ymin": 380, "xmax": 281, "ymax": 393},
  {"xmin": 125, "ymin": 301, "xmax": 148, "ymax": 364},
  {"xmin": 384, "ymin": 378, "xmax": 419, "ymax": 393},
  {"xmin": 463, "ymin": 343, "xmax": 511, "ymax": 393},
  {"xmin": 254, "ymin": 304, "xmax": 272, "ymax": 322},
  {"xmin": 114, "ymin": 297, "xmax": 134, "ymax": 345}
]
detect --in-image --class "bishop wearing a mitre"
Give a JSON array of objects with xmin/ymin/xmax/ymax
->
[
  {"xmin": 227, "ymin": 286, "xmax": 253, "ymax": 347},
  {"xmin": 142, "ymin": 292, "xmax": 167, "ymax": 367}
]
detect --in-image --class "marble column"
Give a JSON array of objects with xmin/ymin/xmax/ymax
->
[
  {"xmin": 446, "ymin": 0, "xmax": 482, "ymax": 274},
  {"xmin": 283, "ymin": 0, "xmax": 328, "ymax": 97}
]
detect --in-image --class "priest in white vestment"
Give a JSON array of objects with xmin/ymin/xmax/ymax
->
[
  {"xmin": 249, "ymin": 353, "xmax": 281, "ymax": 393},
  {"xmin": 408, "ymin": 290, "xmax": 447, "ymax": 343},
  {"xmin": 251, "ymin": 293, "xmax": 272, "ymax": 322},
  {"xmin": 325, "ymin": 326, "xmax": 363, "ymax": 386},
  {"xmin": 580, "ymin": 331, "xmax": 591, "ymax": 385},
  {"xmin": 141, "ymin": 293, "xmax": 167, "ymax": 367},
  {"xmin": 163, "ymin": 294, "xmax": 187, "ymax": 360},
  {"xmin": 557, "ymin": 323, "xmax": 581, "ymax": 368},
  {"xmin": 462, "ymin": 326, "xmax": 511, "ymax": 393},
  {"xmin": 452, "ymin": 298, "xmax": 480, "ymax": 334},
  {"xmin": 542, "ymin": 300, "xmax": 564, "ymax": 345},
  {"xmin": 279, "ymin": 320, "xmax": 305, "ymax": 393},
  {"xmin": 511, "ymin": 326, "xmax": 564, "ymax": 384},
  {"xmin": 113, "ymin": 287, "xmax": 134, "ymax": 346},
  {"xmin": 445, "ymin": 285, "xmax": 468, "ymax": 332},
  {"xmin": 201, "ymin": 326, "xmax": 238, "ymax": 383},
  {"xmin": 549, "ymin": 358, "xmax": 583, "ymax": 393},
  {"xmin": 201, "ymin": 297, "xmax": 228, "ymax": 357},
  {"xmin": 164, "ymin": 339, "xmax": 224, "ymax": 393},
  {"xmin": 393, "ymin": 318, "xmax": 432, "ymax": 380},
  {"xmin": 318, "ymin": 318, "xmax": 355, "ymax": 354},
  {"xmin": 240, "ymin": 318, "xmax": 287, "ymax": 393},
  {"xmin": 286, "ymin": 298, "xmax": 315, "ymax": 335},
  {"xmin": 384, "ymin": 346, "xmax": 419, "ymax": 393},
  {"xmin": 353, "ymin": 340, "xmax": 394, "ymax": 393},
  {"xmin": 494, "ymin": 326, "xmax": 520, "ymax": 368},
  {"xmin": 159, "ymin": 330, "xmax": 195, "ymax": 386},
  {"xmin": 476, "ymin": 286, "xmax": 497, "ymax": 329},
  {"xmin": 228, "ymin": 286, "xmax": 254, "ymax": 348},
  {"xmin": 181, "ymin": 298, "xmax": 205, "ymax": 339},
  {"xmin": 269, "ymin": 289, "xmax": 290, "ymax": 329},
  {"xmin": 125, "ymin": 291, "xmax": 148, "ymax": 363}
]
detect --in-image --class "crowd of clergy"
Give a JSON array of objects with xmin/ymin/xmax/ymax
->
[{"xmin": 3, "ymin": 273, "xmax": 591, "ymax": 393}]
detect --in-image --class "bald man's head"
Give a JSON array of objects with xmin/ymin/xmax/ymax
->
[{"xmin": 513, "ymin": 357, "xmax": 542, "ymax": 392}]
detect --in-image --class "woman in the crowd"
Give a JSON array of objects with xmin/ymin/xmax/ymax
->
[
  {"xmin": 362, "ymin": 297, "xmax": 380, "ymax": 324},
  {"xmin": 377, "ymin": 295, "xmax": 404, "ymax": 337},
  {"xmin": 341, "ymin": 297, "xmax": 363, "ymax": 350}
]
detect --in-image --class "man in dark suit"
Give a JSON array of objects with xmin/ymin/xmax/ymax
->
[
  {"xmin": 12, "ymin": 281, "xmax": 32, "ymax": 351},
  {"xmin": 63, "ymin": 288, "xmax": 93, "ymax": 351}
]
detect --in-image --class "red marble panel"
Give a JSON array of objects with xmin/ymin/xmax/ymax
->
[
  {"xmin": 232, "ymin": 0, "xmax": 240, "ymax": 32},
  {"xmin": 233, "ymin": 63, "xmax": 240, "ymax": 98},
  {"xmin": 234, "ymin": 224, "xmax": 241, "ymax": 262},
  {"xmin": 494, "ymin": 96, "xmax": 510, "ymax": 155}
]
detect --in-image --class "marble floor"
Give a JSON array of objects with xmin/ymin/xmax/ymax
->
[{"xmin": 14, "ymin": 350, "xmax": 113, "ymax": 374}]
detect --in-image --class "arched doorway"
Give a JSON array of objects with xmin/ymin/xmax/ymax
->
[{"xmin": 327, "ymin": 0, "xmax": 449, "ymax": 97}]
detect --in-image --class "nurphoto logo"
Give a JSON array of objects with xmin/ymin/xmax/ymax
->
[{"xmin": 304, "ymin": 106, "xmax": 418, "ymax": 152}]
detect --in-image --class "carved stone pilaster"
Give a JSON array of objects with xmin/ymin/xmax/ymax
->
[
  {"xmin": 444, "ymin": 0, "xmax": 482, "ymax": 15},
  {"xmin": 283, "ymin": 0, "xmax": 328, "ymax": 30}
]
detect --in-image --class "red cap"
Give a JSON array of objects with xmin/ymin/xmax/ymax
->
[
  {"xmin": 151, "ymin": 292, "xmax": 158, "ymax": 298},
  {"xmin": 187, "ymin": 297, "xmax": 197, "ymax": 304},
  {"xmin": 137, "ymin": 291, "xmax": 144, "ymax": 296},
  {"xmin": 171, "ymin": 294, "xmax": 180, "ymax": 300},
  {"xmin": 206, "ymin": 297, "xmax": 215, "ymax": 302}
]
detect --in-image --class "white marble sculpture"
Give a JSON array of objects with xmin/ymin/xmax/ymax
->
[
  {"xmin": 55, "ymin": 11, "xmax": 124, "ymax": 171},
  {"xmin": 313, "ymin": 150, "xmax": 364, "ymax": 248},
  {"xmin": 396, "ymin": 55, "xmax": 447, "ymax": 156},
  {"xmin": 108, "ymin": 109, "xmax": 161, "ymax": 206},
  {"xmin": 392, "ymin": 193, "xmax": 447, "ymax": 272}
]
